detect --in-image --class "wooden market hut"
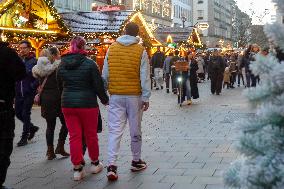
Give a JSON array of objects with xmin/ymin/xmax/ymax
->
[
  {"xmin": 155, "ymin": 26, "xmax": 202, "ymax": 56},
  {"xmin": 60, "ymin": 11, "xmax": 161, "ymax": 70},
  {"xmin": 0, "ymin": 0, "xmax": 70, "ymax": 57}
]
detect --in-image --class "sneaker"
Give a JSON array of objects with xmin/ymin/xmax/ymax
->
[
  {"xmin": 73, "ymin": 166, "xmax": 86, "ymax": 181},
  {"xmin": 131, "ymin": 159, "xmax": 147, "ymax": 172},
  {"xmin": 90, "ymin": 160, "xmax": 104, "ymax": 174},
  {"xmin": 107, "ymin": 165, "xmax": 118, "ymax": 181},
  {"xmin": 187, "ymin": 100, "xmax": 192, "ymax": 105},
  {"xmin": 166, "ymin": 89, "xmax": 170, "ymax": 93},
  {"xmin": 155, "ymin": 88, "xmax": 159, "ymax": 90},
  {"xmin": 28, "ymin": 126, "xmax": 39, "ymax": 141},
  {"xmin": 161, "ymin": 86, "xmax": 163, "ymax": 90},
  {"xmin": 17, "ymin": 137, "xmax": 28, "ymax": 147}
]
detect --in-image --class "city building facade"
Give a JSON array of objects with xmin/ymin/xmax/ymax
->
[
  {"xmin": 192, "ymin": 0, "xmax": 234, "ymax": 48},
  {"xmin": 106, "ymin": 0, "xmax": 172, "ymax": 27},
  {"xmin": 232, "ymin": 6, "xmax": 251, "ymax": 48},
  {"xmin": 171, "ymin": 0, "xmax": 193, "ymax": 28},
  {"xmin": 276, "ymin": 5, "xmax": 284, "ymax": 24},
  {"xmin": 52, "ymin": 0, "xmax": 94, "ymax": 12}
]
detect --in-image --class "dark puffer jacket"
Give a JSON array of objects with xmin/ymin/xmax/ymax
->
[{"xmin": 57, "ymin": 53, "xmax": 109, "ymax": 108}]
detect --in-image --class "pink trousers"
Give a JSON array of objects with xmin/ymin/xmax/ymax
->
[{"xmin": 62, "ymin": 107, "xmax": 99, "ymax": 166}]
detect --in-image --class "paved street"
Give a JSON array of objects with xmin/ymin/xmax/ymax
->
[{"xmin": 6, "ymin": 81, "xmax": 253, "ymax": 189}]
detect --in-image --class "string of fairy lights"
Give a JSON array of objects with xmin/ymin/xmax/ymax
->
[
  {"xmin": 0, "ymin": 0, "xmax": 202, "ymax": 54},
  {"xmin": 0, "ymin": 0, "xmax": 70, "ymax": 43}
]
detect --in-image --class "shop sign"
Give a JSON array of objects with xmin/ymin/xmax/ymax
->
[
  {"xmin": 92, "ymin": 5, "xmax": 126, "ymax": 12},
  {"xmin": 197, "ymin": 23, "xmax": 209, "ymax": 30}
]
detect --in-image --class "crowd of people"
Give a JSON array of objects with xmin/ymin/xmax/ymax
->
[
  {"xmin": 0, "ymin": 23, "xmax": 150, "ymax": 188},
  {"xmin": 0, "ymin": 21, "xmax": 269, "ymax": 188},
  {"xmin": 150, "ymin": 43, "xmax": 265, "ymax": 104}
]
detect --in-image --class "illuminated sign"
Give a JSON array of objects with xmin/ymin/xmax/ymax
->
[
  {"xmin": 197, "ymin": 23, "xmax": 209, "ymax": 30},
  {"xmin": 92, "ymin": 5, "xmax": 126, "ymax": 12}
]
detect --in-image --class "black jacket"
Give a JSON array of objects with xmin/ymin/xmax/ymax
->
[
  {"xmin": 151, "ymin": 51, "xmax": 165, "ymax": 71},
  {"xmin": 0, "ymin": 42, "xmax": 26, "ymax": 108},
  {"xmin": 189, "ymin": 59, "xmax": 199, "ymax": 99},
  {"xmin": 208, "ymin": 56, "xmax": 226, "ymax": 75},
  {"xmin": 57, "ymin": 53, "xmax": 109, "ymax": 108}
]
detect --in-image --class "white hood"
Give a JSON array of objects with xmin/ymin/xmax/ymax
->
[
  {"xmin": 32, "ymin": 57, "xmax": 60, "ymax": 78},
  {"xmin": 116, "ymin": 35, "xmax": 140, "ymax": 46}
]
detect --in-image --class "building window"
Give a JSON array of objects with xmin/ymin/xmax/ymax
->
[
  {"xmin": 197, "ymin": 10, "xmax": 204, "ymax": 20},
  {"xmin": 198, "ymin": 0, "xmax": 203, "ymax": 3}
]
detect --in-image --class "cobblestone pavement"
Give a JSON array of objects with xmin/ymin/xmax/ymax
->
[{"xmin": 6, "ymin": 81, "xmax": 253, "ymax": 189}]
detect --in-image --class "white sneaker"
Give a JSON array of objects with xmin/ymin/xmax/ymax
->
[
  {"xmin": 90, "ymin": 161, "xmax": 104, "ymax": 174},
  {"xmin": 73, "ymin": 167, "xmax": 86, "ymax": 181}
]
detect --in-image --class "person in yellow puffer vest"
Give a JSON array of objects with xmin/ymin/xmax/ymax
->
[{"xmin": 102, "ymin": 22, "xmax": 151, "ymax": 181}]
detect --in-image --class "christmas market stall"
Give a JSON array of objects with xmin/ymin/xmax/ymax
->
[
  {"xmin": 155, "ymin": 27, "xmax": 202, "ymax": 56},
  {"xmin": 0, "ymin": 0, "xmax": 70, "ymax": 57},
  {"xmin": 60, "ymin": 10, "xmax": 161, "ymax": 70}
]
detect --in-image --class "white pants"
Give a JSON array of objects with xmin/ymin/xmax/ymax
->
[
  {"xmin": 107, "ymin": 95, "xmax": 143, "ymax": 166},
  {"xmin": 154, "ymin": 68, "xmax": 164, "ymax": 88}
]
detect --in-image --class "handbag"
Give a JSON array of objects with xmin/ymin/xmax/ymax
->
[{"xmin": 34, "ymin": 77, "xmax": 48, "ymax": 106}]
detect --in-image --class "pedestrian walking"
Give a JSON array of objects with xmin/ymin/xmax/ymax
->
[
  {"xmin": 32, "ymin": 47, "xmax": 69, "ymax": 160},
  {"xmin": 0, "ymin": 41, "xmax": 26, "ymax": 189},
  {"xmin": 229, "ymin": 55, "xmax": 237, "ymax": 88},
  {"xmin": 151, "ymin": 46, "xmax": 165, "ymax": 90},
  {"xmin": 15, "ymin": 40, "xmax": 39, "ymax": 147},
  {"xmin": 163, "ymin": 53, "xmax": 173, "ymax": 93},
  {"xmin": 237, "ymin": 53, "xmax": 245, "ymax": 87},
  {"xmin": 102, "ymin": 22, "xmax": 151, "ymax": 181},
  {"xmin": 170, "ymin": 50, "xmax": 181, "ymax": 94},
  {"xmin": 242, "ymin": 44, "xmax": 260, "ymax": 87},
  {"xmin": 196, "ymin": 53, "xmax": 205, "ymax": 82},
  {"xmin": 57, "ymin": 36, "xmax": 109, "ymax": 181},
  {"xmin": 223, "ymin": 67, "xmax": 231, "ymax": 89},
  {"xmin": 208, "ymin": 50, "xmax": 225, "ymax": 95},
  {"xmin": 188, "ymin": 52, "xmax": 199, "ymax": 101}
]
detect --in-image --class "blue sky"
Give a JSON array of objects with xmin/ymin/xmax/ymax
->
[{"xmin": 236, "ymin": 0, "xmax": 276, "ymax": 24}]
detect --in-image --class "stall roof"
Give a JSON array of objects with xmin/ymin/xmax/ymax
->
[
  {"xmin": 60, "ymin": 11, "xmax": 161, "ymax": 47},
  {"xmin": 0, "ymin": 0, "xmax": 69, "ymax": 41},
  {"xmin": 155, "ymin": 26, "xmax": 202, "ymax": 46},
  {"xmin": 60, "ymin": 11, "xmax": 135, "ymax": 34}
]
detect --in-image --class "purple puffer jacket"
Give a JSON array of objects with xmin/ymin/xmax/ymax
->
[{"xmin": 15, "ymin": 53, "xmax": 38, "ymax": 97}]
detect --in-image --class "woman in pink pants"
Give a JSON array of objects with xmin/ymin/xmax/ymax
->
[{"xmin": 57, "ymin": 36, "xmax": 109, "ymax": 181}]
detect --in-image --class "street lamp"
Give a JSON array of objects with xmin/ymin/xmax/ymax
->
[{"xmin": 181, "ymin": 16, "xmax": 186, "ymax": 28}]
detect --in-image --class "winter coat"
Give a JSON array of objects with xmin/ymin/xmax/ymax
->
[
  {"xmin": 189, "ymin": 59, "xmax": 199, "ymax": 99},
  {"xmin": 163, "ymin": 56, "xmax": 172, "ymax": 74},
  {"xmin": 229, "ymin": 61, "xmax": 237, "ymax": 73},
  {"xmin": 208, "ymin": 56, "xmax": 226, "ymax": 77},
  {"xmin": 0, "ymin": 42, "xmax": 26, "ymax": 108},
  {"xmin": 151, "ymin": 51, "xmax": 165, "ymax": 71},
  {"xmin": 15, "ymin": 53, "xmax": 38, "ymax": 97},
  {"xmin": 223, "ymin": 67, "xmax": 231, "ymax": 83},
  {"xmin": 32, "ymin": 59, "xmax": 61, "ymax": 119},
  {"xmin": 57, "ymin": 53, "xmax": 109, "ymax": 108},
  {"xmin": 196, "ymin": 57, "xmax": 205, "ymax": 74}
]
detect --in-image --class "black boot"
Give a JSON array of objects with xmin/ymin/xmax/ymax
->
[
  {"xmin": 55, "ymin": 141, "xmax": 70, "ymax": 157},
  {"xmin": 28, "ymin": 125, "xmax": 39, "ymax": 141},
  {"xmin": 17, "ymin": 137, "xmax": 28, "ymax": 147}
]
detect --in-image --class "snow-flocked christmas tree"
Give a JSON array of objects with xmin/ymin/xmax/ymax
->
[{"xmin": 224, "ymin": 1, "xmax": 284, "ymax": 189}]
